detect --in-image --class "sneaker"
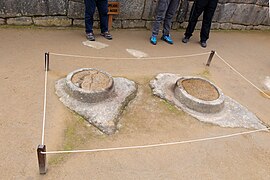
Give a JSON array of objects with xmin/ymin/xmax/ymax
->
[
  {"xmin": 200, "ymin": 41, "xmax": 207, "ymax": 48},
  {"xmin": 150, "ymin": 35, "xmax": 157, "ymax": 45},
  {"xmin": 100, "ymin": 31, "xmax": 113, "ymax": 40},
  {"xmin": 86, "ymin": 32, "xmax": 95, "ymax": 41},
  {"xmin": 161, "ymin": 34, "xmax": 173, "ymax": 44},
  {"xmin": 182, "ymin": 36, "xmax": 190, "ymax": 43}
]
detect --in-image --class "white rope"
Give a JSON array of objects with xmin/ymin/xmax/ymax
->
[
  {"xmin": 42, "ymin": 127, "xmax": 269, "ymax": 154},
  {"xmin": 49, "ymin": 51, "xmax": 211, "ymax": 60},
  {"xmin": 215, "ymin": 52, "xmax": 270, "ymax": 99},
  {"xmin": 41, "ymin": 63, "xmax": 48, "ymax": 145}
]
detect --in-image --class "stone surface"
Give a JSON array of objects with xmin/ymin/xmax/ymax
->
[
  {"xmin": 33, "ymin": 16, "xmax": 72, "ymax": 26},
  {"xmin": 0, "ymin": 0, "xmax": 67, "ymax": 17},
  {"xmin": 150, "ymin": 73, "xmax": 267, "ymax": 130},
  {"xmin": 0, "ymin": 0, "xmax": 269, "ymax": 28},
  {"xmin": 73, "ymin": 19, "xmax": 84, "ymax": 27},
  {"xmin": 0, "ymin": 18, "xmax": 5, "ymax": 25},
  {"xmin": 7, "ymin": 17, "xmax": 32, "ymax": 25},
  {"xmin": 56, "ymin": 76, "xmax": 137, "ymax": 135},
  {"xmin": 122, "ymin": 20, "xmax": 145, "ymax": 28}
]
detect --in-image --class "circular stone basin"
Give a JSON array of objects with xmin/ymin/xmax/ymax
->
[
  {"xmin": 66, "ymin": 68, "xmax": 114, "ymax": 103},
  {"xmin": 174, "ymin": 77, "xmax": 224, "ymax": 113}
]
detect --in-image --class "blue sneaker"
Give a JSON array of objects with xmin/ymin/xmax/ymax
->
[
  {"xmin": 150, "ymin": 35, "xmax": 157, "ymax": 45},
  {"xmin": 161, "ymin": 34, "xmax": 173, "ymax": 44}
]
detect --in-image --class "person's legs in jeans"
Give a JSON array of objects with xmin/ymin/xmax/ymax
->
[
  {"xmin": 96, "ymin": 0, "xmax": 109, "ymax": 33},
  {"xmin": 163, "ymin": 0, "xmax": 179, "ymax": 36},
  {"xmin": 200, "ymin": 0, "xmax": 218, "ymax": 42},
  {"xmin": 152, "ymin": 0, "xmax": 169, "ymax": 37},
  {"xmin": 84, "ymin": 0, "xmax": 96, "ymax": 34}
]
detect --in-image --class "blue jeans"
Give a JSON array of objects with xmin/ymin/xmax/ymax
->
[
  {"xmin": 152, "ymin": 0, "xmax": 180, "ymax": 36},
  {"xmin": 85, "ymin": 0, "xmax": 108, "ymax": 33}
]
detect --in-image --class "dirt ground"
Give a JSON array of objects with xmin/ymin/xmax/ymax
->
[{"xmin": 0, "ymin": 27, "xmax": 269, "ymax": 179}]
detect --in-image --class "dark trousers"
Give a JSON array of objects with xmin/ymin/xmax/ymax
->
[
  {"xmin": 152, "ymin": 0, "xmax": 180, "ymax": 36},
  {"xmin": 85, "ymin": 0, "xmax": 108, "ymax": 33},
  {"xmin": 185, "ymin": 0, "xmax": 218, "ymax": 42}
]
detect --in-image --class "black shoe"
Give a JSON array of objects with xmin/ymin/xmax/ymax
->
[
  {"xmin": 86, "ymin": 32, "xmax": 95, "ymax": 41},
  {"xmin": 200, "ymin": 41, "xmax": 207, "ymax": 48},
  {"xmin": 100, "ymin": 31, "xmax": 113, "ymax": 40},
  {"xmin": 182, "ymin": 36, "xmax": 190, "ymax": 43}
]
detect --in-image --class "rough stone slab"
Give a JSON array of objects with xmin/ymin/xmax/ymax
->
[
  {"xmin": 122, "ymin": 20, "xmax": 145, "ymax": 28},
  {"xmin": 0, "ymin": 18, "xmax": 5, "ymax": 25},
  {"xmin": 112, "ymin": 19, "xmax": 122, "ymax": 28},
  {"xmin": 232, "ymin": 24, "xmax": 245, "ymax": 30},
  {"xmin": 33, "ymin": 16, "xmax": 72, "ymax": 27},
  {"xmin": 220, "ymin": 23, "xmax": 233, "ymax": 29},
  {"xmin": 68, "ymin": 1, "xmax": 84, "ymax": 19},
  {"xmin": 112, "ymin": 0, "xmax": 145, "ymax": 19},
  {"xmin": 142, "ymin": 0, "xmax": 158, "ymax": 20},
  {"xmin": 150, "ymin": 73, "xmax": 268, "ymax": 130},
  {"xmin": 7, "ymin": 17, "xmax": 32, "ymax": 25},
  {"xmin": 0, "ymin": 0, "xmax": 67, "ymax": 17},
  {"xmin": 55, "ymin": 77, "xmax": 137, "ymax": 135}
]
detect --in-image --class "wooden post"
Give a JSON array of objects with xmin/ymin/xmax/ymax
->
[
  {"xmin": 45, "ymin": 52, "xmax": 50, "ymax": 71},
  {"xmin": 206, "ymin": 50, "xmax": 215, "ymax": 66},
  {"xmin": 108, "ymin": 2, "xmax": 120, "ymax": 30},
  {"xmin": 37, "ymin": 145, "xmax": 47, "ymax": 174}
]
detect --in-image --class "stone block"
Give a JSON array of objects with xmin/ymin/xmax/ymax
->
[
  {"xmin": 172, "ymin": 22, "xmax": 180, "ymax": 30},
  {"xmin": 112, "ymin": 19, "xmax": 121, "ymax": 29},
  {"xmin": 142, "ymin": 0, "xmax": 158, "ymax": 20},
  {"xmin": 179, "ymin": 22, "xmax": 188, "ymax": 29},
  {"xmin": 122, "ymin": 20, "xmax": 145, "ymax": 28},
  {"xmin": 73, "ymin": 19, "xmax": 85, "ymax": 27},
  {"xmin": 211, "ymin": 23, "xmax": 220, "ymax": 30},
  {"xmin": 0, "ymin": 0, "xmax": 67, "ymax": 17},
  {"xmin": 7, "ymin": 17, "xmax": 33, "ymax": 25},
  {"xmin": 232, "ymin": 24, "xmax": 245, "ymax": 30},
  {"xmin": 33, "ymin": 16, "xmax": 72, "ymax": 27},
  {"xmin": 0, "ymin": 18, "xmax": 5, "ymax": 25},
  {"xmin": 218, "ymin": 3, "xmax": 238, "ymax": 23},
  {"xmin": 145, "ymin": 21, "xmax": 153, "ymax": 30},
  {"xmin": 245, "ymin": 25, "xmax": 254, "ymax": 30},
  {"xmin": 195, "ymin": 21, "xmax": 202, "ymax": 30},
  {"xmin": 253, "ymin": 25, "xmax": 270, "ymax": 30},
  {"xmin": 68, "ymin": 1, "xmax": 84, "ymax": 19},
  {"xmin": 113, "ymin": 0, "xmax": 145, "ymax": 19},
  {"xmin": 220, "ymin": 23, "xmax": 232, "ymax": 29}
]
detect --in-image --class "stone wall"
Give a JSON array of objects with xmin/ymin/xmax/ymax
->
[{"xmin": 0, "ymin": 0, "xmax": 269, "ymax": 30}]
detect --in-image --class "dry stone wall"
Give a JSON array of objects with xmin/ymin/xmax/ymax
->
[{"xmin": 0, "ymin": 0, "xmax": 269, "ymax": 30}]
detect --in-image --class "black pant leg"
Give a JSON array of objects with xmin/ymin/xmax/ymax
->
[
  {"xmin": 96, "ymin": 0, "xmax": 109, "ymax": 33},
  {"xmin": 200, "ymin": 0, "xmax": 218, "ymax": 42},
  {"xmin": 184, "ymin": 0, "xmax": 206, "ymax": 38},
  {"xmin": 84, "ymin": 0, "xmax": 96, "ymax": 33}
]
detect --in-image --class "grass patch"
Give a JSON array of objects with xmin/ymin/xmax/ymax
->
[{"xmin": 196, "ymin": 69, "xmax": 211, "ymax": 79}]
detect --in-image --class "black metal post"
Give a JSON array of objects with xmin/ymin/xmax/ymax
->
[
  {"xmin": 37, "ymin": 145, "xmax": 47, "ymax": 174},
  {"xmin": 45, "ymin": 52, "xmax": 50, "ymax": 71},
  {"xmin": 206, "ymin": 50, "xmax": 215, "ymax": 66}
]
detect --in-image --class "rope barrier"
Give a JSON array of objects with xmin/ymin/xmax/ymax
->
[
  {"xmin": 49, "ymin": 51, "xmax": 211, "ymax": 60},
  {"xmin": 42, "ymin": 127, "xmax": 269, "ymax": 154},
  {"xmin": 215, "ymin": 52, "xmax": 270, "ymax": 99},
  {"xmin": 41, "ymin": 63, "xmax": 48, "ymax": 145}
]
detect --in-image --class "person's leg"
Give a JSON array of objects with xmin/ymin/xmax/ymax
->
[
  {"xmin": 200, "ymin": 0, "xmax": 218, "ymax": 42},
  {"xmin": 163, "ymin": 0, "xmax": 180, "ymax": 36},
  {"xmin": 96, "ymin": 0, "xmax": 109, "ymax": 33},
  {"xmin": 84, "ymin": 0, "xmax": 96, "ymax": 34},
  {"xmin": 184, "ymin": 0, "xmax": 206, "ymax": 39},
  {"xmin": 152, "ymin": 0, "xmax": 169, "ymax": 37}
]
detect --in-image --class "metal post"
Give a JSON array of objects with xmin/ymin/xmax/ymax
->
[
  {"xmin": 45, "ymin": 52, "xmax": 50, "ymax": 71},
  {"xmin": 206, "ymin": 50, "xmax": 215, "ymax": 66},
  {"xmin": 37, "ymin": 145, "xmax": 47, "ymax": 174}
]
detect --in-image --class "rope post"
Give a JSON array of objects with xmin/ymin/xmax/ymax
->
[
  {"xmin": 206, "ymin": 50, "xmax": 215, "ymax": 66},
  {"xmin": 37, "ymin": 145, "xmax": 47, "ymax": 174},
  {"xmin": 45, "ymin": 52, "xmax": 50, "ymax": 71}
]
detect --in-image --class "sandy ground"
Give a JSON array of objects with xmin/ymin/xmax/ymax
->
[{"xmin": 0, "ymin": 27, "xmax": 270, "ymax": 179}]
